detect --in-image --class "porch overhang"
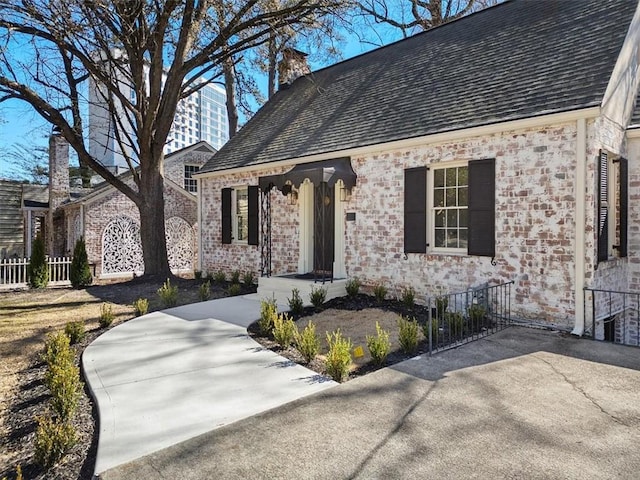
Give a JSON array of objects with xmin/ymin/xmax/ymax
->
[{"xmin": 258, "ymin": 157, "xmax": 356, "ymax": 192}]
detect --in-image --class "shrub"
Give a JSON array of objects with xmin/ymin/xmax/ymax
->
[
  {"xmin": 157, "ymin": 278, "xmax": 178, "ymax": 307},
  {"xmin": 373, "ymin": 283, "xmax": 387, "ymax": 303},
  {"xmin": 295, "ymin": 321, "xmax": 320, "ymax": 363},
  {"xmin": 194, "ymin": 270, "xmax": 202, "ymax": 280},
  {"xmin": 422, "ymin": 317, "xmax": 439, "ymax": 342},
  {"xmin": 345, "ymin": 277, "xmax": 361, "ymax": 298},
  {"xmin": 435, "ymin": 295, "xmax": 448, "ymax": 319},
  {"xmin": 34, "ymin": 415, "xmax": 76, "ymax": 469},
  {"xmin": 46, "ymin": 360, "xmax": 82, "ymax": 421},
  {"xmin": 259, "ymin": 298, "xmax": 278, "ymax": 335},
  {"xmin": 227, "ymin": 283, "xmax": 242, "ymax": 296},
  {"xmin": 42, "ymin": 332, "xmax": 73, "ymax": 369},
  {"xmin": 230, "ymin": 270, "xmax": 241, "ymax": 284},
  {"xmin": 213, "ymin": 270, "xmax": 226, "ymax": 284},
  {"xmin": 242, "ymin": 271, "xmax": 255, "ymax": 287},
  {"xmin": 288, "ymin": 288, "xmax": 304, "ymax": 315},
  {"xmin": 199, "ymin": 280, "xmax": 211, "ymax": 301},
  {"xmin": 325, "ymin": 329, "xmax": 352, "ymax": 382},
  {"xmin": 446, "ymin": 311, "xmax": 465, "ymax": 336},
  {"xmin": 468, "ymin": 304, "xmax": 487, "ymax": 325},
  {"xmin": 398, "ymin": 316, "xmax": 419, "ymax": 354},
  {"xmin": 132, "ymin": 298, "xmax": 149, "ymax": 317},
  {"xmin": 366, "ymin": 321, "xmax": 391, "ymax": 366},
  {"xmin": 272, "ymin": 312, "xmax": 298, "ymax": 349},
  {"xmin": 401, "ymin": 286, "xmax": 416, "ymax": 309},
  {"xmin": 70, "ymin": 237, "xmax": 92, "ymax": 288},
  {"xmin": 309, "ymin": 286, "xmax": 327, "ymax": 309},
  {"xmin": 28, "ymin": 234, "xmax": 49, "ymax": 288},
  {"xmin": 64, "ymin": 321, "xmax": 85, "ymax": 345},
  {"xmin": 99, "ymin": 303, "xmax": 115, "ymax": 328}
]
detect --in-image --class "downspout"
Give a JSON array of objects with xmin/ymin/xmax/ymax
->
[
  {"xmin": 197, "ymin": 177, "xmax": 202, "ymax": 272},
  {"xmin": 572, "ymin": 118, "xmax": 587, "ymax": 336}
]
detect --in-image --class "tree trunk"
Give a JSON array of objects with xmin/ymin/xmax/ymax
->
[
  {"xmin": 138, "ymin": 157, "xmax": 171, "ymax": 279},
  {"xmin": 223, "ymin": 57, "xmax": 239, "ymax": 137},
  {"xmin": 268, "ymin": 34, "xmax": 277, "ymax": 99}
]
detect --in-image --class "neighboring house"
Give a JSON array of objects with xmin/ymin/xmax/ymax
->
[
  {"xmin": 0, "ymin": 180, "xmax": 47, "ymax": 259},
  {"xmin": 5, "ymin": 133, "xmax": 216, "ymax": 279},
  {"xmin": 195, "ymin": 0, "xmax": 640, "ymax": 335}
]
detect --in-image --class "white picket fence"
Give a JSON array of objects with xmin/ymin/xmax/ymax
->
[{"xmin": 0, "ymin": 257, "xmax": 72, "ymax": 289}]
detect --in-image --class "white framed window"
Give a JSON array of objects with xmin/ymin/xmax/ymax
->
[
  {"xmin": 184, "ymin": 164, "xmax": 199, "ymax": 193},
  {"xmin": 233, "ymin": 187, "xmax": 249, "ymax": 243},
  {"xmin": 429, "ymin": 162, "xmax": 468, "ymax": 252}
]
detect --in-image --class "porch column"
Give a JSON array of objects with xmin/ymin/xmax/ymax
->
[
  {"xmin": 333, "ymin": 180, "xmax": 347, "ymax": 279},
  {"xmin": 298, "ymin": 180, "xmax": 314, "ymax": 274}
]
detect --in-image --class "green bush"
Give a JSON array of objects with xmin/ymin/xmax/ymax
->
[
  {"xmin": 132, "ymin": 298, "xmax": 148, "ymax": 317},
  {"xmin": 157, "ymin": 278, "xmax": 178, "ymax": 307},
  {"xmin": 325, "ymin": 329, "xmax": 352, "ymax": 382},
  {"xmin": 99, "ymin": 303, "xmax": 115, "ymax": 328},
  {"xmin": 398, "ymin": 316, "xmax": 419, "ymax": 354},
  {"xmin": 213, "ymin": 270, "xmax": 226, "ymax": 284},
  {"xmin": 401, "ymin": 286, "xmax": 416, "ymax": 309},
  {"xmin": 42, "ymin": 332, "xmax": 73, "ymax": 369},
  {"xmin": 28, "ymin": 235, "xmax": 49, "ymax": 288},
  {"xmin": 69, "ymin": 237, "xmax": 92, "ymax": 288},
  {"xmin": 288, "ymin": 288, "xmax": 304, "ymax": 315},
  {"xmin": 422, "ymin": 317, "xmax": 439, "ymax": 342},
  {"xmin": 46, "ymin": 360, "xmax": 82, "ymax": 421},
  {"xmin": 242, "ymin": 271, "xmax": 255, "ymax": 287},
  {"xmin": 199, "ymin": 280, "xmax": 211, "ymax": 301},
  {"xmin": 309, "ymin": 286, "xmax": 327, "ymax": 309},
  {"xmin": 227, "ymin": 283, "xmax": 242, "ymax": 296},
  {"xmin": 435, "ymin": 295, "xmax": 448, "ymax": 319},
  {"xmin": 373, "ymin": 283, "xmax": 387, "ymax": 303},
  {"xmin": 272, "ymin": 312, "xmax": 298, "ymax": 349},
  {"xmin": 366, "ymin": 321, "xmax": 391, "ymax": 366},
  {"xmin": 34, "ymin": 415, "xmax": 76, "ymax": 469},
  {"xmin": 468, "ymin": 304, "xmax": 487, "ymax": 324},
  {"xmin": 295, "ymin": 321, "xmax": 320, "ymax": 363},
  {"xmin": 259, "ymin": 298, "xmax": 278, "ymax": 335},
  {"xmin": 64, "ymin": 321, "xmax": 85, "ymax": 345},
  {"xmin": 446, "ymin": 311, "xmax": 465, "ymax": 336},
  {"xmin": 345, "ymin": 277, "xmax": 361, "ymax": 298},
  {"xmin": 194, "ymin": 270, "xmax": 202, "ymax": 280},
  {"xmin": 230, "ymin": 270, "xmax": 241, "ymax": 284}
]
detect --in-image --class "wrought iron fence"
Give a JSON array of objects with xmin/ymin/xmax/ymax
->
[
  {"xmin": 425, "ymin": 281, "xmax": 513, "ymax": 355},
  {"xmin": 0, "ymin": 257, "xmax": 72, "ymax": 288},
  {"xmin": 584, "ymin": 288, "xmax": 640, "ymax": 347}
]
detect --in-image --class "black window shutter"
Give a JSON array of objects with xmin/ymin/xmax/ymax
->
[
  {"xmin": 404, "ymin": 167, "xmax": 427, "ymax": 254},
  {"xmin": 597, "ymin": 150, "xmax": 609, "ymax": 262},
  {"xmin": 619, "ymin": 157, "xmax": 628, "ymax": 258},
  {"xmin": 221, "ymin": 188, "xmax": 232, "ymax": 244},
  {"xmin": 248, "ymin": 185, "xmax": 259, "ymax": 246},
  {"xmin": 468, "ymin": 158, "xmax": 495, "ymax": 257}
]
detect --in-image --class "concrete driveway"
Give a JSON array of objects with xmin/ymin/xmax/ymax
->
[
  {"xmin": 82, "ymin": 295, "xmax": 336, "ymax": 476},
  {"xmin": 99, "ymin": 327, "xmax": 640, "ymax": 480}
]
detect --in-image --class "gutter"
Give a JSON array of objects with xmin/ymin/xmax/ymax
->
[{"xmin": 572, "ymin": 118, "xmax": 587, "ymax": 336}]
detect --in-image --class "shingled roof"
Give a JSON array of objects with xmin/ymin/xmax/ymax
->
[{"xmin": 201, "ymin": 0, "xmax": 637, "ymax": 174}]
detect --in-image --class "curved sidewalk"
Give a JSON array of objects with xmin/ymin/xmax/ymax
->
[{"xmin": 82, "ymin": 295, "xmax": 336, "ymax": 477}]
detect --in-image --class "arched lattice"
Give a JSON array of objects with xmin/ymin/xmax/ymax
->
[
  {"xmin": 166, "ymin": 216, "xmax": 194, "ymax": 272},
  {"xmin": 102, "ymin": 216, "xmax": 144, "ymax": 275}
]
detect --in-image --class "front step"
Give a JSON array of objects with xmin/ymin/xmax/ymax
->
[{"xmin": 257, "ymin": 276, "xmax": 347, "ymax": 306}]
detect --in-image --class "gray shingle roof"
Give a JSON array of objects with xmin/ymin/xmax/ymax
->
[{"xmin": 201, "ymin": 0, "xmax": 637, "ymax": 174}]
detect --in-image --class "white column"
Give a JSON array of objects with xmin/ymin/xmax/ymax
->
[
  {"xmin": 297, "ymin": 180, "xmax": 314, "ymax": 274},
  {"xmin": 333, "ymin": 180, "xmax": 346, "ymax": 279}
]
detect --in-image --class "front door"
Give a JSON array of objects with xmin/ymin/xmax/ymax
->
[{"xmin": 313, "ymin": 181, "xmax": 335, "ymax": 279}]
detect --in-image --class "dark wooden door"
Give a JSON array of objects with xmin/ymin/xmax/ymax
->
[{"xmin": 313, "ymin": 182, "xmax": 334, "ymax": 279}]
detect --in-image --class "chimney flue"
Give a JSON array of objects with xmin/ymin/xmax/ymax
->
[{"xmin": 278, "ymin": 48, "xmax": 310, "ymax": 90}]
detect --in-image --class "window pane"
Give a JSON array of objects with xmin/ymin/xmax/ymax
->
[
  {"xmin": 459, "ymin": 209, "xmax": 468, "ymax": 227},
  {"xmin": 459, "ymin": 229, "xmax": 468, "ymax": 249},
  {"xmin": 446, "ymin": 187, "xmax": 457, "ymax": 207},
  {"xmin": 236, "ymin": 189, "xmax": 248, "ymax": 241},
  {"xmin": 446, "ymin": 168, "xmax": 456, "ymax": 187},
  {"xmin": 446, "ymin": 229, "xmax": 459, "ymax": 248},
  {"xmin": 458, "ymin": 187, "xmax": 468, "ymax": 206},
  {"xmin": 434, "ymin": 189, "xmax": 444, "ymax": 207},
  {"xmin": 435, "ymin": 210, "xmax": 445, "ymax": 227},
  {"xmin": 447, "ymin": 209, "xmax": 458, "ymax": 227},
  {"xmin": 434, "ymin": 169, "xmax": 445, "ymax": 188},
  {"xmin": 435, "ymin": 229, "xmax": 445, "ymax": 247},
  {"xmin": 458, "ymin": 166, "xmax": 468, "ymax": 186}
]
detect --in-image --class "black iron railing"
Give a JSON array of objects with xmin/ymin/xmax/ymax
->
[
  {"xmin": 584, "ymin": 287, "xmax": 640, "ymax": 347},
  {"xmin": 425, "ymin": 281, "xmax": 513, "ymax": 355}
]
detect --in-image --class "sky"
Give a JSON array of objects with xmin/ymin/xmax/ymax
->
[{"xmin": 0, "ymin": 19, "xmax": 403, "ymax": 181}]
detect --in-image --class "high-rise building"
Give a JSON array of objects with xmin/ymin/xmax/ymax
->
[{"xmin": 89, "ymin": 72, "xmax": 228, "ymax": 174}]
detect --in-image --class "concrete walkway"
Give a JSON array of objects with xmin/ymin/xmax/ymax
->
[
  {"xmin": 98, "ymin": 327, "xmax": 640, "ymax": 480},
  {"xmin": 82, "ymin": 295, "xmax": 336, "ymax": 476}
]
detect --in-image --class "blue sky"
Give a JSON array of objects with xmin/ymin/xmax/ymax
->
[{"xmin": 0, "ymin": 23, "xmax": 402, "ymax": 181}]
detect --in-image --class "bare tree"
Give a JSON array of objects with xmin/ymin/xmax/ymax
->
[
  {"xmin": 0, "ymin": 0, "xmax": 343, "ymax": 279},
  {"xmin": 358, "ymin": 0, "xmax": 497, "ymax": 37}
]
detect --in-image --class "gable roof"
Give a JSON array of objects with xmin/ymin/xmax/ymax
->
[{"xmin": 201, "ymin": 0, "xmax": 637, "ymax": 174}]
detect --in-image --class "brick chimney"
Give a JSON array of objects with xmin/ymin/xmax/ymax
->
[
  {"xmin": 48, "ymin": 126, "xmax": 70, "ymax": 255},
  {"xmin": 278, "ymin": 48, "xmax": 311, "ymax": 89}
]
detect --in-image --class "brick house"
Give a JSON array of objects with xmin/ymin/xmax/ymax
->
[
  {"xmin": 195, "ymin": 0, "xmax": 640, "ymax": 333},
  {"xmin": 34, "ymin": 136, "xmax": 216, "ymax": 279}
]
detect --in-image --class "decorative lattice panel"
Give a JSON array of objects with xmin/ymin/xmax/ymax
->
[
  {"xmin": 166, "ymin": 216, "xmax": 194, "ymax": 272},
  {"xmin": 102, "ymin": 216, "xmax": 144, "ymax": 274}
]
